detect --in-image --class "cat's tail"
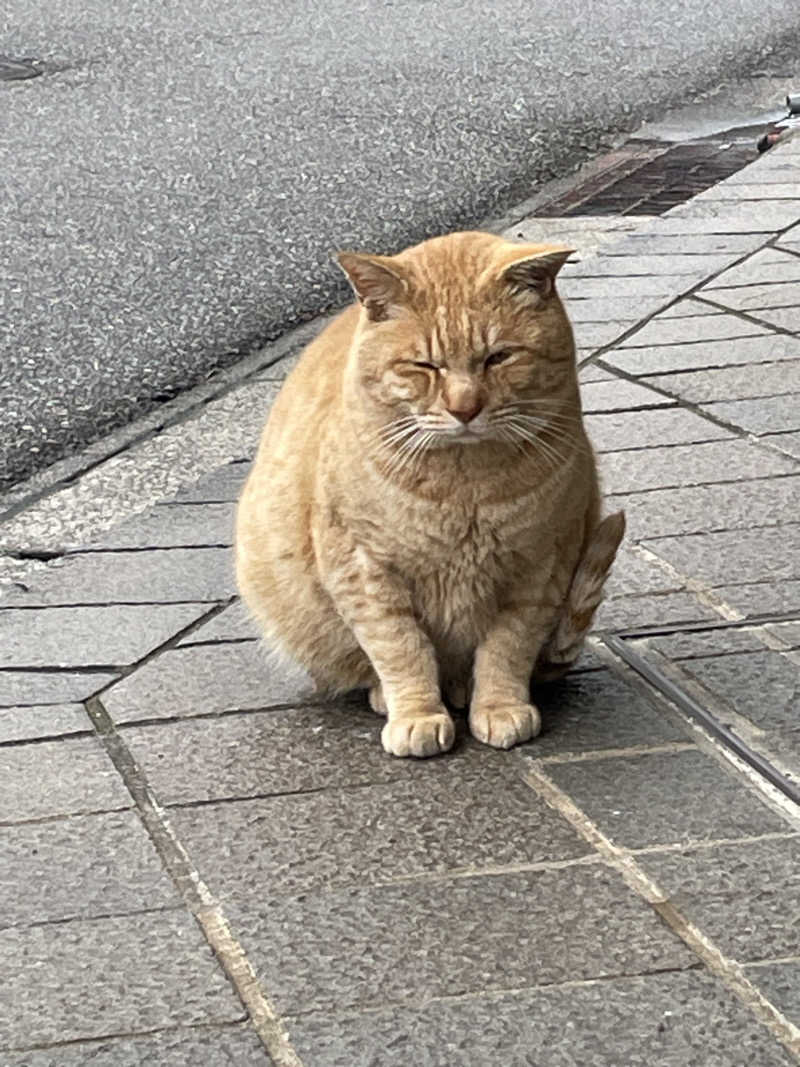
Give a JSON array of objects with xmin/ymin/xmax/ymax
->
[{"xmin": 533, "ymin": 511, "xmax": 626, "ymax": 683}]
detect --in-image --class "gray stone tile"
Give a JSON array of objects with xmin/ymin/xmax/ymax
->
[
  {"xmin": 83, "ymin": 503, "xmax": 235, "ymax": 550},
  {"xmin": 104, "ymin": 641, "xmax": 311, "ymax": 723},
  {"xmin": 230, "ymin": 865, "xmax": 691, "ymax": 1014},
  {"xmin": 576, "ymin": 252, "xmax": 736, "ymax": 277},
  {"xmin": 702, "ymin": 394, "xmax": 800, "ymax": 435},
  {"xmin": 560, "ymin": 274, "xmax": 690, "ymax": 298},
  {"xmin": 659, "ymin": 298, "xmax": 724, "ymax": 317},
  {"xmin": 644, "ymin": 526, "xmax": 800, "ymax": 587},
  {"xmin": 767, "ymin": 621, "xmax": 800, "ymax": 648},
  {"xmin": 603, "ymin": 546, "xmax": 685, "ymax": 599},
  {"xmin": 642, "ymin": 361, "xmax": 800, "ymax": 403},
  {"xmin": 0, "ymin": 604, "xmax": 209, "ymax": 668},
  {"xmin": 667, "ymin": 200, "xmax": 800, "ymax": 232},
  {"xmin": 0, "ymin": 669, "xmax": 118, "ymax": 707},
  {"xmin": 597, "ymin": 439, "xmax": 797, "ymax": 495},
  {"xmin": 170, "ymin": 766, "xmax": 590, "ymax": 899},
  {"xmin": 747, "ymin": 961, "xmax": 800, "ymax": 1029},
  {"xmin": 585, "ymin": 409, "xmax": 731, "ymax": 452},
  {"xmin": 615, "ymin": 232, "xmax": 765, "ymax": 256},
  {"xmin": 765, "ymin": 432, "xmax": 800, "ymax": 458},
  {"xmin": 178, "ymin": 599, "xmax": 260, "ymax": 644},
  {"xmin": 1, "ymin": 736, "xmax": 130, "ymax": 823},
  {"xmin": 677, "ymin": 649, "xmax": 800, "ymax": 731},
  {"xmin": 578, "ymin": 362, "xmax": 616, "ymax": 382},
  {"xmin": 703, "ymin": 248, "xmax": 800, "ymax": 289},
  {"xmin": 604, "ymin": 334, "xmax": 800, "ymax": 376},
  {"xmin": 527, "ymin": 670, "xmax": 687, "ymax": 755},
  {"xmin": 564, "ymin": 296, "xmax": 651, "ymax": 323},
  {"xmin": 706, "ymin": 281, "xmax": 800, "ymax": 313},
  {"xmin": 0, "ymin": 911, "xmax": 242, "ymax": 1048},
  {"xmin": 573, "ymin": 321, "xmax": 631, "ymax": 349},
  {"xmin": 1, "ymin": 1025, "xmax": 270, "ymax": 1067},
  {"xmin": 0, "ymin": 810, "xmax": 177, "ymax": 927},
  {"xmin": 579, "ymin": 379, "xmax": 674, "ymax": 413},
  {"xmin": 749, "ymin": 305, "xmax": 800, "ymax": 333},
  {"xmin": 4, "ymin": 548, "xmax": 235, "ymax": 606},
  {"xmin": 0, "ymin": 703, "xmax": 91, "ymax": 742},
  {"xmin": 608, "ymin": 476, "xmax": 800, "ymax": 540},
  {"xmin": 621, "ymin": 314, "xmax": 769, "ymax": 348},
  {"xmin": 286, "ymin": 970, "xmax": 795, "ymax": 1067},
  {"xmin": 122, "ymin": 704, "xmax": 487, "ymax": 806},
  {"xmin": 546, "ymin": 749, "xmax": 786, "ymax": 849},
  {"xmin": 594, "ymin": 592, "xmax": 720, "ymax": 631},
  {"xmin": 639, "ymin": 838, "xmax": 800, "ymax": 962},
  {"xmin": 714, "ymin": 580, "xmax": 800, "ymax": 618},
  {"xmin": 639, "ymin": 627, "xmax": 768, "ymax": 661},
  {"xmin": 696, "ymin": 183, "xmax": 800, "ymax": 202},
  {"xmin": 170, "ymin": 461, "xmax": 251, "ymax": 503}
]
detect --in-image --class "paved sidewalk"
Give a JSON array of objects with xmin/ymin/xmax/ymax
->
[{"xmin": 2, "ymin": 137, "xmax": 800, "ymax": 1066}]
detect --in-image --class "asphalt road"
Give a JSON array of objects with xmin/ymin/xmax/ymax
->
[{"xmin": 3, "ymin": 1, "xmax": 800, "ymax": 490}]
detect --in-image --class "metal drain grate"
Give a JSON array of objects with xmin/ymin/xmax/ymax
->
[{"xmin": 537, "ymin": 137, "xmax": 758, "ymax": 218}]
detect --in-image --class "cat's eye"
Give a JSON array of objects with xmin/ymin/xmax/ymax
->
[{"xmin": 485, "ymin": 349, "xmax": 513, "ymax": 368}]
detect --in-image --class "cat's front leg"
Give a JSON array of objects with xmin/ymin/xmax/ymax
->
[
  {"xmin": 469, "ymin": 585, "xmax": 556, "ymax": 750},
  {"xmin": 324, "ymin": 545, "xmax": 454, "ymax": 759}
]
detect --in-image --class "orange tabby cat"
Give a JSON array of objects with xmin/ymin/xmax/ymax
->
[{"xmin": 236, "ymin": 231, "xmax": 624, "ymax": 758}]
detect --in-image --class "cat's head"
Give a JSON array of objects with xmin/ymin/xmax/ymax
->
[{"xmin": 337, "ymin": 231, "xmax": 578, "ymax": 455}]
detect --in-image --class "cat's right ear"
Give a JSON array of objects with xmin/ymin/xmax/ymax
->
[{"xmin": 336, "ymin": 252, "xmax": 408, "ymax": 322}]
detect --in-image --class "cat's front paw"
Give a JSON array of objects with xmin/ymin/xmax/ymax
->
[
  {"xmin": 469, "ymin": 701, "xmax": 541, "ymax": 749},
  {"xmin": 381, "ymin": 707, "xmax": 455, "ymax": 758}
]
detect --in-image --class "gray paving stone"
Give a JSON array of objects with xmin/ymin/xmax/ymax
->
[
  {"xmin": 620, "ymin": 313, "xmax": 769, "ymax": 348},
  {"xmin": 612, "ymin": 232, "xmax": 765, "ymax": 256},
  {"xmin": 607, "ymin": 476, "xmax": 800, "ymax": 540},
  {"xmin": 178, "ymin": 599, "xmax": 260, "ymax": 644},
  {"xmin": 4, "ymin": 548, "xmax": 235, "ymax": 606},
  {"xmin": 170, "ymin": 461, "xmax": 251, "ymax": 503},
  {"xmin": 597, "ymin": 439, "xmax": 797, "ymax": 495},
  {"xmin": 527, "ymin": 670, "xmax": 686, "ymax": 755},
  {"xmin": 677, "ymin": 649, "xmax": 800, "ymax": 731},
  {"xmin": 0, "ymin": 603, "xmax": 208, "ymax": 668},
  {"xmin": 1, "ymin": 736, "xmax": 130, "ymax": 823},
  {"xmin": 1, "ymin": 1025, "xmax": 270, "ymax": 1067},
  {"xmin": 104, "ymin": 640, "xmax": 311, "ymax": 723},
  {"xmin": 644, "ymin": 526, "xmax": 800, "ymax": 587},
  {"xmin": 584, "ymin": 409, "xmax": 731, "ymax": 453},
  {"xmin": 0, "ymin": 911, "xmax": 242, "ymax": 1049},
  {"xmin": 564, "ymin": 296, "xmax": 652, "ymax": 323},
  {"xmin": 727, "ymin": 165, "xmax": 800, "ymax": 183},
  {"xmin": 604, "ymin": 334, "xmax": 800, "ymax": 376},
  {"xmin": 595, "ymin": 592, "xmax": 720, "ymax": 632},
  {"xmin": 560, "ymin": 274, "xmax": 691, "ymax": 299},
  {"xmin": 767, "ymin": 621, "xmax": 800, "ymax": 648},
  {"xmin": 748, "ymin": 305, "xmax": 800, "ymax": 333},
  {"xmin": 546, "ymin": 749, "xmax": 786, "ymax": 849},
  {"xmin": 639, "ymin": 627, "xmax": 768, "ymax": 661},
  {"xmin": 573, "ymin": 321, "xmax": 632, "ymax": 349},
  {"xmin": 765, "ymin": 431, "xmax": 800, "ymax": 458},
  {"xmin": 578, "ymin": 362, "xmax": 617, "ymax": 382},
  {"xmin": 696, "ymin": 183, "xmax": 800, "ymax": 202},
  {"xmin": 603, "ymin": 546, "xmax": 685, "ymax": 598},
  {"xmin": 0, "ymin": 703, "xmax": 91, "ymax": 742},
  {"xmin": 579, "ymin": 379, "xmax": 674, "ymax": 413},
  {"xmin": 639, "ymin": 838, "xmax": 800, "ymax": 962},
  {"xmin": 0, "ymin": 810, "xmax": 177, "ymax": 927},
  {"xmin": 0, "ymin": 669, "xmax": 118, "ymax": 707},
  {"xmin": 171, "ymin": 766, "xmax": 590, "ymax": 899},
  {"xmin": 659, "ymin": 298, "xmax": 724, "ymax": 317},
  {"xmin": 746, "ymin": 961, "xmax": 800, "ymax": 1029},
  {"xmin": 703, "ymin": 248, "xmax": 800, "ymax": 289},
  {"xmin": 82, "ymin": 503, "xmax": 235, "ymax": 550},
  {"xmin": 702, "ymin": 394, "xmax": 800, "ymax": 435},
  {"xmin": 229, "ymin": 865, "xmax": 692, "ymax": 1014},
  {"xmin": 642, "ymin": 360, "xmax": 800, "ymax": 403},
  {"xmin": 286, "ymin": 970, "xmax": 795, "ymax": 1067},
  {"xmin": 575, "ymin": 252, "xmax": 735, "ymax": 277},
  {"xmin": 713, "ymin": 580, "xmax": 800, "ymax": 618},
  {"xmin": 667, "ymin": 200, "xmax": 800, "ymax": 232},
  {"xmin": 122, "ymin": 704, "xmax": 487, "ymax": 805},
  {"xmin": 705, "ymin": 281, "xmax": 800, "ymax": 313}
]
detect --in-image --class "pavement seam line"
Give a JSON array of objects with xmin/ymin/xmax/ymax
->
[
  {"xmin": 83, "ymin": 695, "xmax": 306, "ymax": 1067},
  {"xmin": 521, "ymin": 762, "xmax": 800, "ymax": 1062},
  {"xmin": 630, "ymin": 544, "xmax": 745, "ymax": 622}
]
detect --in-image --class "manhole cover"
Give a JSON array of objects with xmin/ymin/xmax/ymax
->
[
  {"xmin": 537, "ymin": 137, "xmax": 758, "ymax": 218},
  {"xmin": 0, "ymin": 55, "xmax": 43, "ymax": 81}
]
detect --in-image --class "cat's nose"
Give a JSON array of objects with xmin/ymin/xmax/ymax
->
[{"xmin": 449, "ymin": 400, "xmax": 483, "ymax": 424}]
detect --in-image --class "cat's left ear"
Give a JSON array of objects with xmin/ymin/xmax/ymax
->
[
  {"xmin": 501, "ymin": 248, "xmax": 574, "ymax": 300},
  {"xmin": 336, "ymin": 252, "xmax": 408, "ymax": 322}
]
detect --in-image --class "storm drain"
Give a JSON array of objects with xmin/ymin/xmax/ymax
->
[
  {"xmin": 602, "ymin": 616, "xmax": 800, "ymax": 809},
  {"xmin": 536, "ymin": 136, "xmax": 758, "ymax": 218}
]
